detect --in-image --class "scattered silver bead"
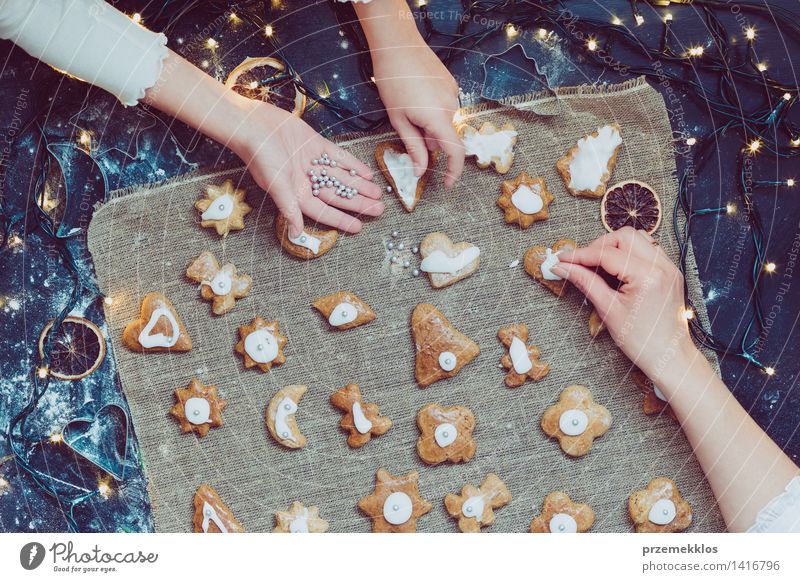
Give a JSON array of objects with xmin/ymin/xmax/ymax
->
[
  {"xmin": 320, "ymin": 169, "xmax": 327, "ymax": 176},
  {"xmin": 386, "ymin": 186, "xmax": 393, "ymax": 193},
  {"xmin": 397, "ymin": 243, "xmax": 405, "ymax": 251},
  {"xmin": 403, "ymin": 260, "xmax": 411, "ymax": 268},
  {"xmin": 412, "ymin": 268, "xmax": 420, "ymax": 277},
  {"xmin": 391, "ymin": 256, "xmax": 400, "ymax": 264},
  {"xmin": 312, "ymin": 159, "xmax": 319, "ymax": 165},
  {"xmin": 411, "ymin": 245, "xmax": 419, "ymax": 254},
  {"xmin": 387, "ymin": 242, "xmax": 395, "ymax": 250},
  {"xmin": 349, "ymin": 169, "xmax": 357, "ymax": 176},
  {"xmin": 330, "ymin": 160, "xmax": 337, "ymax": 168},
  {"xmin": 312, "ymin": 190, "xmax": 320, "ymax": 197},
  {"xmin": 347, "ymin": 192, "xmax": 354, "ymax": 199},
  {"xmin": 391, "ymin": 230, "xmax": 399, "ymax": 238}
]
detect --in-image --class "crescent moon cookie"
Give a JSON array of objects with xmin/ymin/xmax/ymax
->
[
  {"xmin": 185, "ymin": 251, "xmax": 252, "ymax": 315},
  {"xmin": 523, "ymin": 238, "xmax": 577, "ymax": 296},
  {"xmin": 234, "ymin": 317, "xmax": 287, "ymax": 372},
  {"xmin": 375, "ymin": 141, "xmax": 438, "ymax": 212},
  {"xmin": 358, "ymin": 468, "xmax": 432, "ymax": 533},
  {"xmin": 122, "ymin": 292, "xmax": 192, "ymax": 352},
  {"xmin": 529, "ymin": 492, "xmax": 595, "ymax": 533},
  {"xmin": 629, "ymin": 477, "xmax": 692, "ymax": 533},
  {"xmin": 266, "ymin": 385, "xmax": 307, "ymax": 449},
  {"xmin": 444, "ymin": 473, "xmax": 512, "ymax": 533},
  {"xmin": 415, "ymin": 403, "xmax": 476, "ymax": 465},
  {"xmin": 497, "ymin": 172, "xmax": 555, "ymax": 228},
  {"xmin": 169, "ymin": 379, "xmax": 227, "ymax": 438},
  {"xmin": 419, "ymin": 232, "xmax": 480, "ymax": 289},
  {"xmin": 275, "ymin": 213, "xmax": 337, "ymax": 260},
  {"xmin": 273, "ymin": 501, "xmax": 329, "ymax": 533},
  {"xmin": 541, "ymin": 385, "xmax": 612, "ymax": 457},
  {"xmin": 631, "ymin": 368, "xmax": 676, "ymax": 420},
  {"xmin": 194, "ymin": 180, "xmax": 251, "ymax": 237},
  {"xmin": 193, "ymin": 484, "xmax": 244, "ymax": 533},
  {"xmin": 312, "ymin": 291, "xmax": 376, "ymax": 331},
  {"xmin": 556, "ymin": 124, "xmax": 622, "ymax": 199},
  {"xmin": 330, "ymin": 383, "xmax": 392, "ymax": 448},
  {"xmin": 497, "ymin": 324, "xmax": 550, "ymax": 388},
  {"xmin": 411, "ymin": 303, "xmax": 481, "ymax": 388},
  {"xmin": 459, "ymin": 121, "xmax": 518, "ymax": 173}
]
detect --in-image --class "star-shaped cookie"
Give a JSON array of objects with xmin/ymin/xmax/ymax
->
[
  {"xmin": 273, "ymin": 501, "xmax": 329, "ymax": 533},
  {"xmin": 192, "ymin": 484, "xmax": 245, "ymax": 533},
  {"xmin": 169, "ymin": 379, "xmax": 227, "ymax": 438},
  {"xmin": 629, "ymin": 477, "xmax": 692, "ymax": 533},
  {"xmin": 275, "ymin": 213, "xmax": 338, "ymax": 260},
  {"xmin": 330, "ymin": 384, "xmax": 392, "ymax": 448},
  {"xmin": 529, "ymin": 492, "xmax": 595, "ymax": 533},
  {"xmin": 122, "ymin": 292, "xmax": 192, "ymax": 352},
  {"xmin": 312, "ymin": 291, "xmax": 376, "ymax": 331},
  {"xmin": 418, "ymin": 232, "xmax": 480, "ymax": 289},
  {"xmin": 497, "ymin": 172, "xmax": 555, "ymax": 228},
  {"xmin": 416, "ymin": 403, "xmax": 476, "ymax": 465},
  {"xmin": 523, "ymin": 238, "xmax": 577, "ymax": 296},
  {"xmin": 459, "ymin": 121, "xmax": 518, "ymax": 173},
  {"xmin": 358, "ymin": 469, "xmax": 432, "ymax": 533},
  {"xmin": 444, "ymin": 473, "xmax": 512, "ymax": 533},
  {"xmin": 497, "ymin": 324, "xmax": 550, "ymax": 388},
  {"xmin": 186, "ymin": 251, "xmax": 252, "ymax": 315},
  {"xmin": 631, "ymin": 368, "xmax": 676, "ymax": 419},
  {"xmin": 411, "ymin": 304, "xmax": 480, "ymax": 388},
  {"xmin": 234, "ymin": 317, "xmax": 287, "ymax": 372},
  {"xmin": 541, "ymin": 385, "xmax": 612, "ymax": 457},
  {"xmin": 194, "ymin": 180, "xmax": 252, "ymax": 237}
]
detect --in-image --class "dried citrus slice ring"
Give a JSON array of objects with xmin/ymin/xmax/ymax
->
[
  {"xmin": 38, "ymin": 316, "xmax": 106, "ymax": 380},
  {"xmin": 224, "ymin": 56, "xmax": 306, "ymax": 117},
  {"xmin": 601, "ymin": 180, "xmax": 662, "ymax": 234}
]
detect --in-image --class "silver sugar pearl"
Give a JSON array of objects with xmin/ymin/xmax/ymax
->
[
  {"xmin": 391, "ymin": 230, "xmax": 399, "ymax": 238},
  {"xmin": 320, "ymin": 169, "xmax": 327, "ymax": 176},
  {"xmin": 349, "ymin": 169, "xmax": 357, "ymax": 176},
  {"xmin": 412, "ymin": 268, "xmax": 420, "ymax": 277},
  {"xmin": 387, "ymin": 242, "xmax": 395, "ymax": 250},
  {"xmin": 346, "ymin": 192, "xmax": 354, "ymax": 199},
  {"xmin": 386, "ymin": 186, "xmax": 393, "ymax": 193},
  {"xmin": 330, "ymin": 160, "xmax": 337, "ymax": 167},
  {"xmin": 391, "ymin": 256, "xmax": 400, "ymax": 264},
  {"xmin": 403, "ymin": 260, "xmax": 411, "ymax": 268},
  {"xmin": 412, "ymin": 245, "xmax": 419, "ymax": 254},
  {"xmin": 397, "ymin": 243, "xmax": 405, "ymax": 251},
  {"xmin": 284, "ymin": 403, "xmax": 292, "ymax": 411},
  {"xmin": 193, "ymin": 409, "xmax": 200, "ymax": 416},
  {"xmin": 312, "ymin": 159, "xmax": 319, "ymax": 165},
  {"xmin": 282, "ymin": 431, "xmax": 289, "ymax": 438}
]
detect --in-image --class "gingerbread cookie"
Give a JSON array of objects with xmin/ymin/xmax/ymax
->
[
  {"xmin": 556, "ymin": 124, "xmax": 622, "ymax": 199},
  {"xmin": 497, "ymin": 172, "xmax": 555, "ymax": 228},
  {"xmin": 185, "ymin": 251, "xmax": 252, "ymax": 315},
  {"xmin": 358, "ymin": 468, "xmax": 432, "ymax": 533},
  {"xmin": 266, "ymin": 385, "xmax": 307, "ymax": 449},
  {"xmin": 275, "ymin": 213, "xmax": 337, "ymax": 260},
  {"xmin": 411, "ymin": 303, "xmax": 480, "ymax": 388},
  {"xmin": 415, "ymin": 403, "xmax": 476, "ymax": 465},
  {"xmin": 459, "ymin": 121, "xmax": 518, "ymax": 173},
  {"xmin": 194, "ymin": 179, "xmax": 251, "ymax": 237},
  {"xmin": 122, "ymin": 292, "xmax": 192, "ymax": 352},
  {"xmin": 497, "ymin": 324, "xmax": 550, "ymax": 388},
  {"xmin": 330, "ymin": 384, "xmax": 392, "ymax": 448},
  {"xmin": 273, "ymin": 501, "xmax": 329, "ymax": 533},
  {"xmin": 192, "ymin": 484, "xmax": 244, "ymax": 533},
  {"xmin": 524, "ymin": 238, "xmax": 577, "ymax": 296},
  {"xmin": 419, "ymin": 232, "xmax": 480, "ymax": 289},
  {"xmin": 632, "ymin": 368, "xmax": 676, "ymax": 419},
  {"xmin": 529, "ymin": 492, "xmax": 595, "ymax": 533},
  {"xmin": 375, "ymin": 141, "xmax": 437, "ymax": 212},
  {"xmin": 588, "ymin": 308, "xmax": 606, "ymax": 338},
  {"xmin": 235, "ymin": 317, "xmax": 287, "ymax": 372},
  {"xmin": 444, "ymin": 473, "xmax": 512, "ymax": 533},
  {"xmin": 312, "ymin": 291, "xmax": 376, "ymax": 331},
  {"xmin": 629, "ymin": 477, "xmax": 692, "ymax": 533},
  {"xmin": 541, "ymin": 385, "xmax": 612, "ymax": 457},
  {"xmin": 169, "ymin": 379, "xmax": 227, "ymax": 437}
]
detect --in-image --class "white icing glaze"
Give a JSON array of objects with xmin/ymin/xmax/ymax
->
[
  {"xmin": 549, "ymin": 513, "xmax": 578, "ymax": 533},
  {"xmin": 648, "ymin": 499, "xmax": 677, "ymax": 525},
  {"xmin": 201, "ymin": 193, "xmax": 234, "ymax": 221},
  {"xmin": 568, "ymin": 125, "xmax": 622, "ymax": 192},
  {"xmin": 419, "ymin": 247, "xmax": 480, "ymax": 275},
  {"xmin": 462, "ymin": 128, "xmax": 517, "ymax": 165},
  {"xmin": 509, "ymin": 336, "xmax": 533, "ymax": 374},
  {"xmin": 559, "ymin": 409, "xmax": 589, "ymax": 436},
  {"xmin": 511, "ymin": 184, "xmax": 544, "ymax": 214},
  {"xmin": 438, "ymin": 351, "xmax": 457, "ymax": 372},
  {"xmin": 352, "ymin": 402, "xmax": 373, "ymax": 434},
  {"xmin": 383, "ymin": 491, "xmax": 413, "ymax": 525},
  {"xmin": 275, "ymin": 397, "xmax": 298, "ymax": 442},
  {"xmin": 653, "ymin": 385, "xmax": 668, "ymax": 402},
  {"xmin": 289, "ymin": 231, "xmax": 321, "ymax": 254},
  {"xmin": 184, "ymin": 397, "xmax": 212, "ymax": 425},
  {"xmin": 202, "ymin": 501, "xmax": 228, "ymax": 533},
  {"xmin": 329, "ymin": 302, "xmax": 358, "ymax": 327},
  {"xmin": 138, "ymin": 307, "xmax": 180, "ymax": 348},
  {"xmin": 383, "ymin": 149, "xmax": 420, "ymax": 208},
  {"xmin": 541, "ymin": 248, "xmax": 563, "ymax": 281},
  {"xmin": 289, "ymin": 508, "xmax": 309, "ymax": 533},
  {"xmin": 434, "ymin": 423, "xmax": 458, "ymax": 448},
  {"xmin": 205, "ymin": 270, "xmax": 232, "ymax": 296},
  {"xmin": 461, "ymin": 495, "xmax": 485, "ymax": 522},
  {"xmin": 244, "ymin": 329, "xmax": 278, "ymax": 363}
]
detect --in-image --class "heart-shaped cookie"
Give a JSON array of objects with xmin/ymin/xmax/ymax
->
[
  {"xmin": 523, "ymin": 239, "xmax": 577, "ymax": 296},
  {"xmin": 419, "ymin": 232, "xmax": 480, "ymax": 289},
  {"xmin": 375, "ymin": 142, "xmax": 437, "ymax": 212},
  {"xmin": 275, "ymin": 213, "xmax": 338, "ymax": 260},
  {"xmin": 411, "ymin": 303, "xmax": 480, "ymax": 387},
  {"xmin": 122, "ymin": 292, "xmax": 192, "ymax": 352}
]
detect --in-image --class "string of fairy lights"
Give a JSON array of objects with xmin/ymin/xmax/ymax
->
[{"xmin": 0, "ymin": 0, "xmax": 796, "ymax": 531}]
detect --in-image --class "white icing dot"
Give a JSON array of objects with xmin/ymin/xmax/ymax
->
[
  {"xmin": 462, "ymin": 495, "xmax": 485, "ymax": 522},
  {"xmin": 559, "ymin": 409, "xmax": 589, "ymax": 436},
  {"xmin": 434, "ymin": 423, "xmax": 458, "ymax": 447},
  {"xmin": 383, "ymin": 492, "xmax": 413, "ymax": 525},
  {"xmin": 549, "ymin": 513, "xmax": 578, "ymax": 533},
  {"xmin": 438, "ymin": 351, "xmax": 457, "ymax": 372},
  {"xmin": 184, "ymin": 397, "xmax": 212, "ymax": 425},
  {"xmin": 244, "ymin": 330, "xmax": 279, "ymax": 363},
  {"xmin": 648, "ymin": 499, "xmax": 677, "ymax": 525},
  {"xmin": 201, "ymin": 193, "xmax": 234, "ymax": 221},
  {"xmin": 328, "ymin": 302, "xmax": 358, "ymax": 327}
]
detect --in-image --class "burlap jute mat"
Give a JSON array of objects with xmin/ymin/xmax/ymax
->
[{"xmin": 87, "ymin": 77, "xmax": 726, "ymax": 532}]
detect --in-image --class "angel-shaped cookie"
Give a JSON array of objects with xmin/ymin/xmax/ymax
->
[
  {"xmin": 122, "ymin": 292, "xmax": 192, "ymax": 352},
  {"xmin": 629, "ymin": 477, "xmax": 692, "ymax": 533},
  {"xmin": 266, "ymin": 385, "xmax": 307, "ymax": 449},
  {"xmin": 497, "ymin": 324, "xmax": 550, "ymax": 388},
  {"xmin": 312, "ymin": 291, "xmax": 376, "ymax": 331},
  {"xmin": 418, "ymin": 232, "xmax": 480, "ymax": 289},
  {"xmin": 631, "ymin": 368, "xmax": 676, "ymax": 420},
  {"xmin": 523, "ymin": 238, "xmax": 577, "ymax": 296},
  {"xmin": 541, "ymin": 385, "xmax": 612, "ymax": 457},
  {"xmin": 530, "ymin": 492, "xmax": 595, "ymax": 533},
  {"xmin": 170, "ymin": 379, "xmax": 227, "ymax": 438},
  {"xmin": 358, "ymin": 468, "xmax": 432, "ymax": 533},
  {"xmin": 444, "ymin": 473, "xmax": 512, "ymax": 533},
  {"xmin": 459, "ymin": 121, "xmax": 518, "ymax": 173},
  {"xmin": 415, "ymin": 403, "xmax": 476, "ymax": 465},
  {"xmin": 497, "ymin": 172, "xmax": 555, "ymax": 228},
  {"xmin": 411, "ymin": 303, "xmax": 480, "ymax": 388},
  {"xmin": 375, "ymin": 142, "xmax": 438, "ymax": 212},
  {"xmin": 330, "ymin": 383, "xmax": 392, "ymax": 448},
  {"xmin": 556, "ymin": 124, "xmax": 623, "ymax": 198},
  {"xmin": 194, "ymin": 179, "xmax": 252, "ymax": 237},
  {"xmin": 234, "ymin": 317, "xmax": 287, "ymax": 372},
  {"xmin": 273, "ymin": 501, "xmax": 329, "ymax": 533},
  {"xmin": 275, "ymin": 213, "xmax": 337, "ymax": 260},
  {"xmin": 186, "ymin": 251, "xmax": 252, "ymax": 315},
  {"xmin": 192, "ymin": 484, "xmax": 244, "ymax": 533}
]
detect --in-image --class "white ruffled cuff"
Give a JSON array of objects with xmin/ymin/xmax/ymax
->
[{"xmin": 747, "ymin": 476, "xmax": 800, "ymax": 533}]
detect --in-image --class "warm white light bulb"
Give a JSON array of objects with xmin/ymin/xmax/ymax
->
[
  {"xmin": 765, "ymin": 366, "xmax": 776, "ymax": 376},
  {"xmin": 787, "ymin": 179, "xmax": 796, "ymax": 187},
  {"xmin": 265, "ymin": 24, "xmax": 274, "ymax": 37},
  {"xmin": 686, "ymin": 137, "xmax": 697, "ymax": 146}
]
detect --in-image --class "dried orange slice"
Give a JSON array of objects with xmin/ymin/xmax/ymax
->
[
  {"xmin": 224, "ymin": 56, "xmax": 306, "ymax": 117},
  {"xmin": 601, "ymin": 180, "xmax": 662, "ymax": 234},
  {"xmin": 38, "ymin": 316, "xmax": 106, "ymax": 380}
]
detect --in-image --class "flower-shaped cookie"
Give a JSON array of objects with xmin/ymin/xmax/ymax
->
[
  {"xmin": 497, "ymin": 324, "xmax": 550, "ymax": 388},
  {"xmin": 275, "ymin": 213, "xmax": 337, "ymax": 260},
  {"xmin": 444, "ymin": 473, "xmax": 512, "ymax": 533},
  {"xmin": 194, "ymin": 180, "xmax": 251, "ymax": 237},
  {"xmin": 497, "ymin": 172, "xmax": 555, "ymax": 228},
  {"xmin": 524, "ymin": 238, "xmax": 577, "ymax": 296},
  {"xmin": 415, "ymin": 403, "xmax": 476, "ymax": 465},
  {"xmin": 234, "ymin": 317, "xmax": 287, "ymax": 372},
  {"xmin": 459, "ymin": 121, "xmax": 518, "ymax": 173},
  {"xmin": 273, "ymin": 501, "xmax": 329, "ymax": 533},
  {"xmin": 556, "ymin": 124, "xmax": 622, "ymax": 199},
  {"xmin": 186, "ymin": 251, "xmax": 252, "ymax": 315},
  {"xmin": 629, "ymin": 477, "xmax": 692, "ymax": 533},
  {"xmin": 169, "ymin": 379, "xmax": 227, "ymax": 438},
  {"xmin": 418, "ymin": 232, "xmax": 481, "ymax": 289},
  {"xmin": 411, "ymin": 303, "xmax": 480, "ymax": 388},
  {"xmin": 330, "ymin": 384, "xmax": 392, "ymax": 448},
  {"xmin": 193, "ymin": 484, "xmax": 244, "ymax": 533},
  {"xmin": 541, "ymin": 385, "xmax": 612, "ymax": 457},
  {"xmin": 266, "ymin": 385, "xmax": 307, "ymax": 449},
  {"xmin": 631, "ymin": 368, "xmax": 676, "ymax": 420},
  {"xmin": 529, "ymin": 492, "xmax": 595, "ymax": 533},
  {"xmin": 312, "ymin": 290, "xmax": 376, "ymax": 331},
  {"xmin": 122, "ymin": 292, "xmax": 192, "ymax": 352},
  {"xmin": 358, "ymin": 468, "xmax": 432, "ymax": 533}
]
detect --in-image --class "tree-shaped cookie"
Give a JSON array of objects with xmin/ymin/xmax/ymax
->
[
  {"xmin": 629, "ymin": 477, "xmax": 692, "ymax": 533},
  {"xmin": 273, "ymin": 501, "xmax": 329, "ymax": 533},
  {"xmin": 541, "ymin": 385, "xmax": 612, "ymax": 457},
  {"xmin": 122, "ymin": 292, "xmax": 192, "ymax": 352},
  {"xmin": 275, "ymin": 213, "xmax": 337, "ymax": 260},
  {"xmin": 444, "ymin": 473, "xmax": 512, "ymax": 533},
  {"xmin": 234, "ymin": 316, "xmax": 287, "ymax": 372},
  {"xmin": 312, "ymin": 291, "xmax": 376, "ymax": 331},
  {"xmin": 459, "ymin": 121, "xmax": 518, "ymax": 173},
  {"xmin": 192, "ymin": 484, "xmax": 244, "ymax": 533},
  {"xmin": 186, "ymin": 251, "xmax": 252, "ymax": 315},
  {"xmin": 358, "ymin": 468, "xmax": 432, "ymax": 533},
  {"xmin": 415, "ymin": 403, "xmax": 476, "ymax": 465},
  {"xmin": 266, "ymin": 385, "xmax": 307, "ymax": 449},
  {"xmin": 169, "ymin": 379, "xmax": 227, "ymax": 438},
  {"xmin": 375, "ymin": 141, "xmax": 437, "ymax": 212},
  {"xmin": 194, "ymin": 179, "xmax": 251, "ymax": 237},
  {"xmin": 497, "ymin": 172, "xmax": 555, "ymax": 228},
  {"xmin": 411, "ymin": 303, "xmax": 480, "ymax": 388},
  {"xmin": 497, "ymin": 324, "xmax": 550, "ymax": 388},
  {"xmin": 524, "ymin": 238, "xmax": 577, "ymax": 296},
  {"xmin": 556, "ymin": 124, "xmax": 622, "ymax": 198},
  {"xmin": 419, "ymin": 232, "xmax": 480, "ymax": 289},
  {"xmin": 330, "ymin": 383, "xmax": 392, "ymax": 448},
  {"xmin": 529, "ymin": 492, "xmax": 595, "ymax": 533}
]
